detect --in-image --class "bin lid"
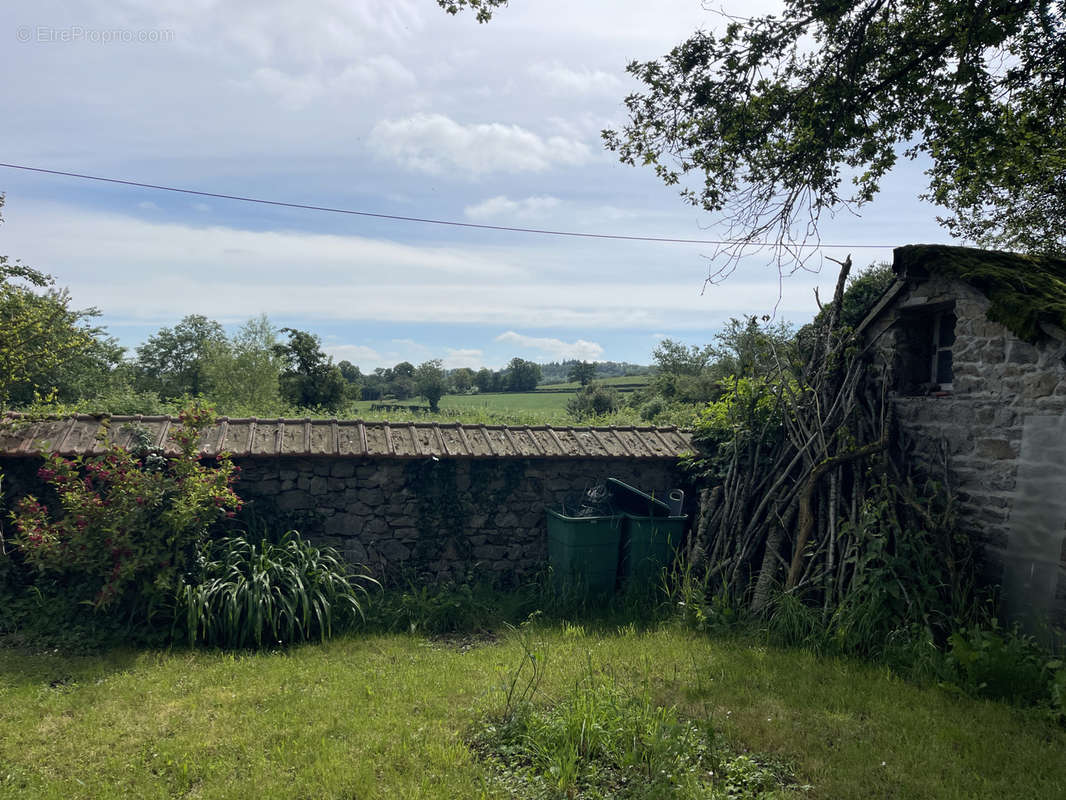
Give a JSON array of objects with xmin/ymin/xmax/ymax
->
[{"xmin": 606, "ymin": 477, "xmax": 673, "ymax": 517}]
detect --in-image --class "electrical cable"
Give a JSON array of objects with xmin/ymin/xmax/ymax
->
[{"xmin": 0, "ymin": 162, "xmax": 898, "ymax": 249}]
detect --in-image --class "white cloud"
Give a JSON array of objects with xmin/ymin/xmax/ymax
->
[
  {"xmin": 241, "ymin": 55, "xmax": 417, "ymax": 109},
  {"xmin": 443, "ymin": 348, "xmax": 484, "ymax": 369},
  {"xmin": 495, "ymin": 331, "xmax": 604, "ymax": 361},
  {"xmin": 369, "ymin": 113, "xmax": 590, "ymax": 176},
  {"xmin": 327, "ymin": 344, "xmax": 381, "ymax": 364},
  {"xmin": 137, "ymin": 201, "xmax": 159, "ymax": 210},
  {"xmin": 1, "ymin": 201, "xmax": 838, "ymax": 336},
  {"xmin": 464, "ymin": 195, "xmax": 562, "ymax": 221},
  {"xmin": 528, "ymin": 62, "xmax": 622, "ymax": 95}
]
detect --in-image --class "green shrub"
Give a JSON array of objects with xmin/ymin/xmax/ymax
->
[
  {"xmin": 11, "ymin": 404, "xmax": 239, "ymax": 621},
  {"xmin": 176, "ymin": 531, "xmax": 376, "ymax": 649},
  {"xmin": 942, "ymin": 622, "xmax": 1057, "ymax": 707},
  {"xmin": 566, "ymin": 382, "xmax": 621, "ymax": 419}
]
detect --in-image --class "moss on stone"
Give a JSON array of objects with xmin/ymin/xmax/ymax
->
[{"xmin": 895, "ymin": 244, "xmax": 1066, "ymax": 342}]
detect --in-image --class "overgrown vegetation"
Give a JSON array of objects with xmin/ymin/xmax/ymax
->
[
  {"xmin": 176, "ymin": 532, "xmax": 376, "ymax": 649},
  {"xmin": 474, "ymin": 622, "xmax": 800, "ymax": 799},
  {"xmin": 0, "ymin": 404, "xmax": 375, "ymax": 650},
  {"xmin": 10, "ymin": 405, "xmax": 240, "ymax": 623}
]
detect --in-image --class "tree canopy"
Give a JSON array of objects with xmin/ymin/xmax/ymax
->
[
  {"xmin": 609, "ymin": 0, "xmax": 1066, "ymax": 261},
  {"xmin": 441, "ymin": 0, "xmax": 1065, "ymax": 262},
  {"xmin": 135, "ymin": 314, "xmax": 227, "ymax": 399},
  {"xmin": 505, "ymin": 357, "xmax": 542, "ymax": 392},
  {"xmin": 272, "ymin": 328, "xmax": 346, "ymax": 412},
  {"xmin": 0, "ymin": 257, "xmax": 97, "ymax": 407},
  {"xmin": 414, "ymin": 359, "xmax": 448, "ymax": 411},
  {"xmin": 567, "ymin": 361, "xmax": 597, "ymax": 386}
]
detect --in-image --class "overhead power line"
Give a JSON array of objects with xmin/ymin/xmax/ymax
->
[{"xmin": 0, "ymin": 162, "xmax": 896, "ymax": 249}]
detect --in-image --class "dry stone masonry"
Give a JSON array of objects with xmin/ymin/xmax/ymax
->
[
  {"xmin": 860, "ymin": 246, "xmax": 1066, "ymax": 628},
  {"xmin": 0, "ymin": 417, "xmax": 692, "ymax": 585}
]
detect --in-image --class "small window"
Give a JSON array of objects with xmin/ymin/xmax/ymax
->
[
  {"xmin": 932, "ymin": 311, "xmax": 956, "ymax": 389},
  {"xmin": 894, "ymin": 304, "xmax": 956, "ymax": 395}
]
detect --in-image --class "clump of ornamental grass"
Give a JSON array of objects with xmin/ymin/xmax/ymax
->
[{"xmin": 176, "ymin": 530, "xmax": 377, "ymax": 649}]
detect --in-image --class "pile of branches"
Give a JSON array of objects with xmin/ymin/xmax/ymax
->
[{"xmin": 686, "ymin": 257, "xmax": 971, "ymax": 626}]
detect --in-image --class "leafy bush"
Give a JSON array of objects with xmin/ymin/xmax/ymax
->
[
  {"xmin": 942, "ymin": 622, "xmax": 1062, "ymax": 708},
  {"xmin": 566, "ymin": 382, "xmax": 621, "ymax": 419},
  {"xmin": 176, "ymin": 531, "xmax": 376, "ymax": 649},
  {"xmin": 11, "ymin": 404, "xmax": 239, "ymax": 620}
]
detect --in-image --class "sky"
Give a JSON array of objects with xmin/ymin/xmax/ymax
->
[{"xmin": 0, "ymin": 0, "xmax": 952, "ymax": 371}]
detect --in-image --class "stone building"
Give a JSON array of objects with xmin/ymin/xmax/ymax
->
[{"xmin": 857, "ymin": 244, "xmax": 1066, "ymax": 629}]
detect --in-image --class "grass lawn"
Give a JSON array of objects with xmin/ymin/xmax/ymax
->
[{"xmin": 2, "ymin": 624, "xmax": 1063, "ymax": 799}]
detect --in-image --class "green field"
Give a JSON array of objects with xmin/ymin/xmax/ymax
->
[
  {"xmin": 2, "ymin": 625, "xmax": 1063, "ymax": 799},
  {"xmin": 346, "ymin": 393, "xmax": 576, "ymax": 426},
  {"xmin": 538, "ymin": 374, "xmax": 652, "ymax": 391},
  {"xmin": 441, "ymin": 392, "xmax": 570, "ymax": 412}
]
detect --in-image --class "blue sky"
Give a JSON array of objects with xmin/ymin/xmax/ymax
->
[{"xmin": 1, "ymin": 0, "xmax": 952, "ymax": 370}]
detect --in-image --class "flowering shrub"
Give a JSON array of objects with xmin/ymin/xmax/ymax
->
[{"xmin": 12, "ymin": 404, "xmax": 240, "ymax": 617}]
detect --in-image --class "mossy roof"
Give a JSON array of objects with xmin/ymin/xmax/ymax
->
[{"xmin": 893, "ymin": 244, "xmax": 1066, "ymax": 343}]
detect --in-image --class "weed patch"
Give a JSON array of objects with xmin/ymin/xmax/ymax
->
[{"xmin": 471, "ymin": 623, "xmax": 804, "ymax": 799}]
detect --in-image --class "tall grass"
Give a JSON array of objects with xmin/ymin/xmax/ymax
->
[{"xmin": 176, "ymin": 531, "xmax": 376, "ymax": 648}]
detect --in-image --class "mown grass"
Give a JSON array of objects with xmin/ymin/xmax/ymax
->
[{"xmin": 2, "ymin": 624, "xmax": 1064, "ymax": 799}]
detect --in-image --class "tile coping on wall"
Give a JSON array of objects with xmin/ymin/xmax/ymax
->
[{"xmin": 0, "ymin": 414, "xmax": 693, "ymax": 460}]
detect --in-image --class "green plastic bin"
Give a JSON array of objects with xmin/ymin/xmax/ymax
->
[
  {"xmin": 546, "ymin": 509, "xmax": 623, "ymax": 595},
  {"xmin": 605, "ymin": 478, "xmax": 673, "ymax": 517},
  {"xmin": 620, "ymin": 512, "xmax": 687, "ymax": 583}
]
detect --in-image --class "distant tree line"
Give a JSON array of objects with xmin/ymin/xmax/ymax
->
[{"xmin": 0, "ymin": 235, "xmax": 659, "ymax": 417}]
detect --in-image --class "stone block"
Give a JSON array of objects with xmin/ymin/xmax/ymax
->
[
  {"xmin": 297, "ymin": 475, "xmax": 311, "ymax": 491},
  {"xmin": 1022, "ymin": 372, "xmax": 1058, "ymax": 399},
  {"xmin": 313, "ymin": 460, "xmax": 332, "ymax": 476},
  {"xmin": 331, "ymin": 460, "xmax": 355, "ymax": 478},
  {"xmin": 473, "ymin": 544, "xmax": 507, "ymax": 560},
  {"xmin": 324, "ymin": 514, "xmax": 360, "ymax": 536},
  {"xmin": 1007, "ymin": 341, "xmax": 1039, "ymax": 364},
  {"xmin": 277, "ymin": 491, "xmax": 312, "ymax": 511},
  {"xmin": 379, "ymin": 540, "xmax": 410, "ymax": 562},
  {"xmin": 975, "ymin": 438, "xmax": 1016, "ymax": 460},
  {"xmin": 342, "ymin": 541, "xmax": 368, "ymax": 563},
  {"xmin": 309, "ymin": 476, "xmax": 329, "ymax": 496},
  {"xmin": 364, "ymin": 518, "xmax": 389, "ymax": 536},
  {"xmin": 360, "ymin": 488, "xmax": 384, "ymax": 505},
  {"xmin": 494, "ymin": 512, "xmax": 520, "ymax": 528},
  {"xmin": 980, "ymin": 338, "xmax": 1006, "ymax": 362}
]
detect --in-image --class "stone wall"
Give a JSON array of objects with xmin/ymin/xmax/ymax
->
[
  {"xmin": 0, "ymin": 454, "xmax": 687, "ymax": 586},
  {"xmin": 864, "ymin": 275, "xmax": 1066, "ymax": 626},
  {"xmin": 234, "ymin": 457, "xmax": 689, "ymax": 585}
]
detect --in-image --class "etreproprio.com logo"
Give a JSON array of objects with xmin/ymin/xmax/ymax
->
[{"xmin": 17, "ymin": 25, "xmax": 175, "ymax": 44}]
